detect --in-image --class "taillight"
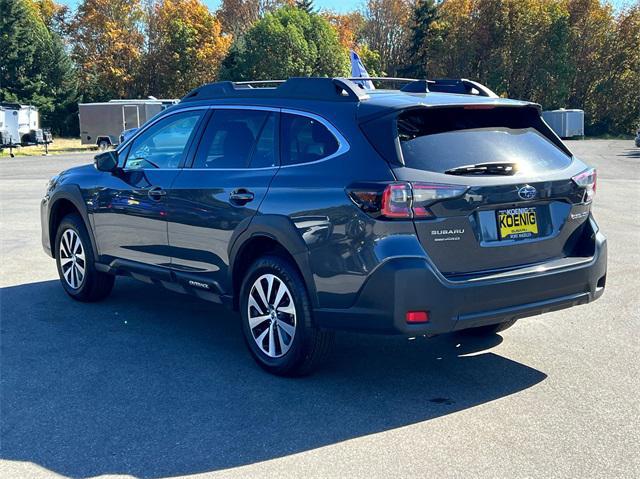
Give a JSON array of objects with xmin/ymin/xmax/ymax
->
[
  {"xmin": 381, "ymin": 183, "xmax": 412, "ymax": 218},
  {"xmin": 347, "ymin": 181, "xmax": 468, "ymax": 220},
  {"xmin": 572, "ymin": 168, "xmax": 597, "ymax": 203},
  {"xmin": 412, "ymin": 183, "xmax": 468, "ymax": 218}
]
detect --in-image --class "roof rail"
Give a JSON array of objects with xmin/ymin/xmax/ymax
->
[
  {"xmin": 401, "ymin": 78, "xmax": 498, "ymax": 98},
  {"xmin": 181, "ymin": 77, "xmax": 370, "ymax": 103},
  {"xmin": 345, "ymin": 77, "xmax": 419, "ymax": 84},
  {"xmin": 180, "ymin": 76, "xmax": 498, "ymax": 103}
]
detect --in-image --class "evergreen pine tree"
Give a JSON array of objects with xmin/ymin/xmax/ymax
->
[
  {"xmin": 405, "ymin": 0, "xmax": 439, "ymax": 78},
  {"xmin": 0, "ymin": 0, "xmax": 38, "ymax": 100},
  {"xmin": 0, "ymin": 0, "xmax": 78, "ymax": 136},
  {"xmin": 296, "ymin": 0, "xmax": 315, "ymax": 15}
]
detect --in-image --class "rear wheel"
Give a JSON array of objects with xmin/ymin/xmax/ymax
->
[
  {"xmin": 461, "ymin": 318, "xmax": 518, "ymax": 336},
  {"xmin": 240, "ymin": 255, "xmax": 334, "ymax": 376},
  {"xmin": 55, "ymin": 213, "xmax": 114, "ymax": 302}
]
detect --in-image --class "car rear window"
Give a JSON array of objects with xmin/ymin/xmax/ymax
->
[{"xmin": 396, "ymin": 107, "xmax": 572, "ymax": 174}]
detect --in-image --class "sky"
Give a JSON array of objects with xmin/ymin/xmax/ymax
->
[{"xmin": 57, "ymin": 0, "xmax": 634, "ymax": 15}]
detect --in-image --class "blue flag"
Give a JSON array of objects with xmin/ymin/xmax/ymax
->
[{"xmin": 350, "ymin": 50, "xmax": 375, "ymax": 90}]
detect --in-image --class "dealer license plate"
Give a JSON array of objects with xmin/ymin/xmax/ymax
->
[{"xmin": 497, "ymin": 207, "xmax": 539, "ymax": 240}]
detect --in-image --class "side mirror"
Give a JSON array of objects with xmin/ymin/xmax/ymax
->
[{"xmin": 94, "ymin": 150, "xmax": 119, "ymax": 172}]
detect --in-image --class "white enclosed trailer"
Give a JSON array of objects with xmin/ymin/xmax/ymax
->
[
  {"xmin": 18, "ymin": 105, "xmax": 39, "ymax": 138},
  {"xmin": 1, "ymin": 104, "xmax": 52, "ymax": 155},
  {"xmin": 0, "ymin": 104, "xmax": 21, "ymax": 146},
  {"xmin": 78, "ymin": 99, "xmax": 176, "ymax": 148}
]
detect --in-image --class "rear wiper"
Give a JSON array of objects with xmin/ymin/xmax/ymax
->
[{"xmin": 445, "ymin": 162, "xmax": 518, "ymax": 176}]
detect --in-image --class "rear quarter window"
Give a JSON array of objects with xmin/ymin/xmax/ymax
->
[{"xmin": 281, "ymin": 113, "xmax": 339, "ymax": 165}]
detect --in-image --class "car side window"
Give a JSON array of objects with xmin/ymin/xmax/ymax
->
[
  {"xmin": 193, "ymin": 109, "xmax": 277, "ymax": 169},
  {"xmin": 250, "ymin": 112, "xmax": 279, "ymax": 168},
  {"xmin": 125, "ymin": 111, "xmax": 203, "ymax": 169},
  {"xmin": 281, "ymin": 113, "xmax": 339, "ymax": 166}
]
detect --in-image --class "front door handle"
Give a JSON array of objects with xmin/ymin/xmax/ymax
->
[
  {"xmin": 147, "ymin": 186, "xmax": 166, "ymax": 200},
  {"xmin": 230, "ymin": 189, "xmax": 255, "ymax": 205}
]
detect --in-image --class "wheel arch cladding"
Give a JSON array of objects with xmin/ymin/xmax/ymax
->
[
  {"xmin": 49, "ymin": 187, "xmax": 98, "ymax": 260},
  {"xmin": 229, "ymin": 216, "xmax": 317, "ymax": 311}
]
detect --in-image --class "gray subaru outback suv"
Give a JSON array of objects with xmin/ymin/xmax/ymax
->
[{"xmin": 42, "ymin": 77, "xmax": 607, "ymax": 375}]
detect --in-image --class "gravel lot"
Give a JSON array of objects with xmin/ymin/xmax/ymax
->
[{"xmin": 1, "ymin": 140, "xmax": 639, "ymax": 479}]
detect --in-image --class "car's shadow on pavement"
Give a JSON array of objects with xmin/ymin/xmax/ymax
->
[
  {"xmin": 618, "ymin": 148, "xmax": 640, "ymax": 158},
  {"xmin": 1, "ymin": 278, "xmax": 547, "ymax": 478}
]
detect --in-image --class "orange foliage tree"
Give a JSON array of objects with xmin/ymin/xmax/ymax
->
[
  {"xmin": 143, "ymin": 0, "xmax": 232, "ymax": 98},
  {"xmin": 70, "ymin": 0, "xmax": 145, "ymax": 100},
  {"xmin": 322, "ymin": 10, "xmax": 365, "ymax": 50}
]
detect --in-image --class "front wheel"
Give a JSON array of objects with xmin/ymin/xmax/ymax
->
[
  {"xmin": 55, "ymin": 213, "xmax": 114, "ymax": 302},
  {"xmin": 240, "ymin": 255, "xmax": 334, "ymax": 376}
]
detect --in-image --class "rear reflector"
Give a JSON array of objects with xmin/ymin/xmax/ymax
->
[{"xmin": 406, "ymin": 311, "xmax": 429, "ymax": 323}]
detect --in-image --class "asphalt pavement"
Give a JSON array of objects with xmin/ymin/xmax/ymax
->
[{"xmin": 0, "ymin": 141, "xmax": 638, "ymax": 479}]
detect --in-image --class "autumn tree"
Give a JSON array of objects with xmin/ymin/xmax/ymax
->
[
  {"xmin": 70, "ymin": 0, "xmax": 144, "ymax": 100},
  {"xmin": 219, "ymin": 6, "xmax": 350, "ymax": 80},
  {"xmin": 32, "ymin": 0, "xmax": 71, "ymax": 36},
  {"xmin": 143, "ymin": 0, "xmax": 232, "ymax": 98},
  {"xmin": 574, "ymin": 1, "xmax": 640, "ymax": 134},
  {"xmin": 217, "ymin": 0, "xmax": 291, "ymax": 37},
  {"xmin": 405, "ymin": 0, "xmax": 639, "ymax": 135},
  {"xmin": 322, "ymin": 10, "xmax": 365, "ymax": 49},
  {"xmin": 361, "ymin": 0, "xmax": 413, "ymax": 76}
]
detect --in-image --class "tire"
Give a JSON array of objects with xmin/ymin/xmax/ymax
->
[
  {"xmin": 97, "ymin": 139, "xmax": 110, "ymax": 150},
  {"xmin": 55, "ymin": 213, "xmax": 114, "ymax": 302},
  {"xmin": 461, "ymin": 318, "xmax": 518, "ymax": 336},
  {"xmin": 239, "ymin": 255, "xmax": 334, "ymax": 377}
]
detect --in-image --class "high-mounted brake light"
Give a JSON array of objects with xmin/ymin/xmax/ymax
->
[
  {"xmin": 463, "ymin": 104, "xmax": 496, "ymax": 110},
  {"xmin": 572, "ymin": 168, "xmax": 597, "ymax": 202},
  {"xmin": 347, "ymin": 182, "xmax": 468, "ymax": 220}
]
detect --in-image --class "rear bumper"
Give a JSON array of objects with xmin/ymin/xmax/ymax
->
[{"xmin": 314, "ymin": 229, "xmax": 607, "ymax": 335}]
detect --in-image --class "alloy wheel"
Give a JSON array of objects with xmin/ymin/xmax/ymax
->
[
  {"xmin": 59, "ymin": 229, "xmax": 86, "ymax": 289},
  {"xmin": 247, "ymin": 273, "xmax": 297, "ymax": 358}
]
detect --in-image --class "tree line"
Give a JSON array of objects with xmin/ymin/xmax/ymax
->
[{"xmin": 1, "ymin": 0, "xmax": 638, "ymax": 137}]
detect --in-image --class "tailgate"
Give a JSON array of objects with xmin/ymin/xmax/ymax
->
[
  {"xmin": 404, "ymin": 177, "xmax": 594, "ymax": 276},
  {"xmin": 365, "ymin": 104, "xmax": 597, "ymax": 277}
]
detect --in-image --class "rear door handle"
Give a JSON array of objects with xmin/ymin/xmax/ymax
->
[
  {"xmin": 229, "ymin": 189, "xmax": 255, "ymax": 205},
  {"xmin": 147, "ymin": 186, "xmax": 167, "ymax": 200}
]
